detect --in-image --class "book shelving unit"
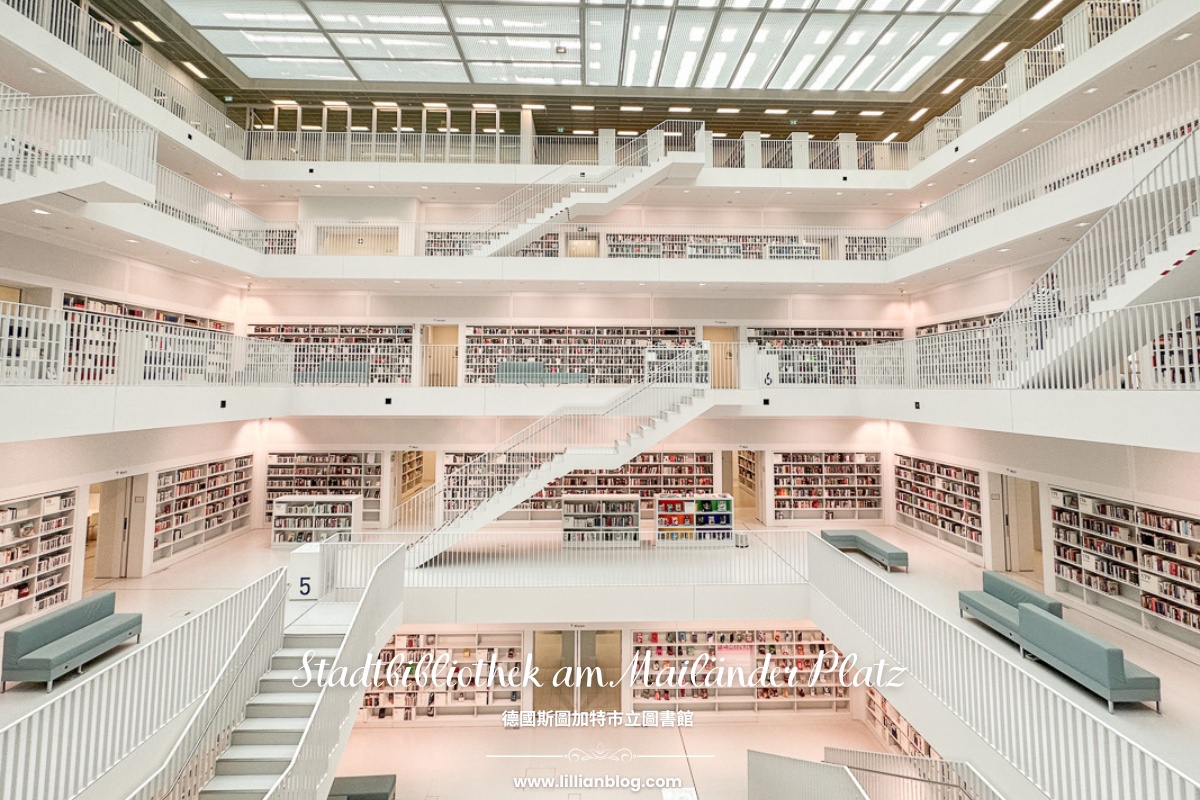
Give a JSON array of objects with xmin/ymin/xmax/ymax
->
[
  {"xmin": 62, "ymin": 293, "xmax": 232, "ymax": 331},
  {"xmin": 915, "ymin": 313, "xmax": 1001, "ymax": 337},
  {"xmin": 630, "ymin": 626, "xmax": 849, "ymax": 712},
  {"xmin": 866, "ymin": 686, "xmax": 940, "ymax": 758},
  {"xmin": 736, "ymin": 450, "xmax": 758, "ymax": 494},
  {"xmin": 748, "ymin": 328, "xmax": 902, "ymax": 385},
  {"xmin": 602, "ymin": 233, "xmax": 823, "ymax": 260},
  {"xmin": 249, "ymin": 323, "xmax": 415, "ymax": 384},
  {"xmin": 271, "ymin": 494, "xmax": 362, "ymax": 548},
  {"xmin": 1149, "ymin": 311, "xmax": 1200, "ymax": 387},
  {"xmin": 768, "ymin": 452, "xmax": 883, "ymax": 524},
  {"xmin": 894, "ymin": 454, "xmax": 984, "ymax": 560},
  {"xmin": 398, "ymin": 450, "xmax": 425, "ymax": 495},
  {"xmin": 655, "ymin": 494, "xmax": 734, "ymax": 545},
  {"xmin": 462, "ymin": 325, "xmax": 699, "ymax": 385},
  {"xmin": 266, "ymin": 452, "xmax": 384, "ymax": 527},
  {"xmin": 152, "ymin": 455, "xmax": 253, "ymax": 564},
  {"xmin": 562, "ymin": 494, "xmax": 641, "ymax": 547},
  {"xmin": 359, "ymin": 630, "xmax": 524, "ymax": 723},
  {"xmin": 0, "ymin": 488, "xmax": 76, "ymax": 623},
  {"xmin": 1050, "ymin": 487, "xmax": 1200, "ymax": 644}
]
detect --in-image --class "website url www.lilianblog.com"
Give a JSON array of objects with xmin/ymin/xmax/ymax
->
[{"xmin": 513, "ymin": 774, "xmax": 684, "ymax": 792}]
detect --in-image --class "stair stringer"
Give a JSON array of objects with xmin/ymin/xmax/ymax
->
[{"xmin": 1087, "ymin": 217, "xmax": 1200, "ymax": 312}]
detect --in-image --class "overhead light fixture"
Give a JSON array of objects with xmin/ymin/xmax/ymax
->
[
  {"xmin": 181, "ymin": 61, "xmax": 208, "ymax": 80},
  {"xmin": 1031, "ymin": 0, "xmax": 1063, "ymax": 20},
  {"xmin": 472, "ymin": 102, "xmax": 497, "ymax": 109},
  {"xmin": 521, "ymin": 103, "xmax": 545, "ymax": 110},
  {"xmin": 812, "ymin": 110, "xmax": 836, "ymax": 116},
  {"xmin": 130, "ymin": 20, "xmax": 163, "ymax": 43},
  {"xmin": 712, "ymin": 132, "xmax": 727, "ymax": 137},
  {"xmin": 372, "ymin": 101, "xmax": 398, "ymax": 107},
  {"xmin": 422, "ymin": 101, "xmax": 447, "ymax": 108},
  {"xmin": 125, "ymin": 239, "xmax": 139, "ymax": 244},
  {"xmin": 981, "ymin": 42, "xmax": 1009, "ymax": 61},
  {"xmin": 32, "ymin": 208, "xmax": 50, "ymax": 215},
  {"xmin": 573, "ymin": 129, "xmax": 594, "ymax": 135},
  {"xmin": 764, "ymin": 108, "xmax": 788, "ymax": 115},
  {"xmin": 967, "ymin": 157, "xmax": 977, "ymax": 163},
  {"xmin": 620, "ymin": 105, "xmax": 643, "ymax": 112},
  {"xmin": 716, "ymin": 108, "xmax": 740, "ymax": 114},
  {"xmin": 617, "ymin": 130, "xmax": 638, "ymax": 136},
  {"xmin": 941, "ymin": 79, "xmax": 965, "ymax": 94},
  {"xmin": 301, "ymin": 124, "xmax": 322, "ymax": 130},
  {"xmin": 571, "ymin": 104, "xmax": 595, "ymax": 111},
  {"xmin": 350, "ymin": 125, "xmax": 369, "ymax": 131},
  {"xmin": 669, "ymin": 106, "xmax": 692, "ymax": 113},
  {"xmin": 909, "ymin": 108, "xmax": 929, "ymax": 122},
  {"xmin": 314, "ymin": 184, "xmax": 322, "ymax": 188},
  {"xmin": 859, "ymin": 110, "xmax": 884, "ymax": 117},
  {"xmin": 1075, "ymin": 222, "xmax": 1090, "ymax": 227},
  {"xmin": 998, "ymin": 248, "xmax": 1011, "ymax": 252},
  {"xmin": 272, "ymin": 99, "xmax": 298, "ymax": 106},
  {"xmin": 1175, "ymin": 33, "xmax": 1192, "ymax": 41},
  {"xmin": 1084, "ymin": 87, "xmax": 1098, "ymax": 94},
  {"xmin": 322, "ymin": 100, "xmax": 348, "ymax": 107},
  {"xmin": 30, "ymin": 67, "xmax": 45, "ymax": 74},
  {"xmin": 883, "ymin": 133, "xmax": 898, "ymax": 143}
]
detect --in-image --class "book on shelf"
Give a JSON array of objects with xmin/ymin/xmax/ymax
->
[{"xmin": 0, "ymin": 488, "xmax": 77, "ymax": 622}]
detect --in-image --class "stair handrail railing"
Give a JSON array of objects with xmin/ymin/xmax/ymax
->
[
  {"xmin": 823, "ymin": 748, "xmax": 1007, "ymax": 800},
  {"xmin": 123, "ymin": 568, "xmax": 288, "ymax": 800},
  {"xmin": 391, "ymin": 345, "xmax": 710, "ymax": 537}
]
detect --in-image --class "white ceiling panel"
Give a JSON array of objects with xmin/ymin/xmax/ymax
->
[
  {"xmin": 308, "ymin": 3, "xmax": 449, "ymax": 32},
  {"xmin": 165, "ymin": 0, "xmax": 315, "ymax": 30},
  {"xmin": 623, "ymin": 8, "xmax": 671, "ymax": 87},
  {"xmin": 231, "ymin": 56, "xmax": 355, "ymax": 80},
  {"xmin": 351, "ymin": 60, "xmax": 471, "ymax": 82},
  {"xmin": 697, "ymin": 10, "xmax": 760, "ymax": 89},
  {"xmin": 334, "ymin": 33, "xmax": 460, "ymax": 61},
  {"xmin": 448, "ymin": 4, "xmax": 579, "ymax": 35},
  {"xmin": 584, "ymin": 7, "xmax": 624, "ymax": 86}
]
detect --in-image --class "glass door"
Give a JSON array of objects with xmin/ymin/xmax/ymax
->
[{"xmin": 532, "ymin": 629, "xmax": 623, "ymax": 713}]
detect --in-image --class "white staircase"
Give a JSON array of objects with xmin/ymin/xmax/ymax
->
[{"xmin": 397, "ymin": 349, "xmax": 714, "ymax": 567}]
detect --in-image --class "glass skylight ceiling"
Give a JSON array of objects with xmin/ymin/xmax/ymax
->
[{"xmin": 166, "ymin": 0, "xmax": 1000, "ymax": 90}]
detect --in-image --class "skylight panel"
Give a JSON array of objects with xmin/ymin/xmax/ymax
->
[
  {"xmin": 350, "ymin": 60, "xmax": 471, "ymax": 82},
  {"xmin": 623, "ymin": 8, "xmax": 671, "ymax": 87},
  {"xmin": 231, "ymin": 56, "xmax": 354, "ymax": 80},
  {"xmin": 694, "ymin": 10, "xmax": 759, "ymax": 89},
  {"xmin": 766, "ymin": 13, "xmax": 846, "ymax": 90},
  {"xmin": 862, "ymin": 0, "xmax": 906, "ymax": 8},
  {"xmin": 805, "ymin": 13, "xmax": 889, "ymax": 90},
  {"xmin": 334, "ymin": 34, "xmax": 459, "ymax": 60},
  {"xmin": 308, "ymin": 2, "xmax": 449, "ymax": 32},
  {"xmin": 873, "ymin": 14, "xmax": 979, "ymax": 91},
  {"xmin": 201, "ymin": 29, "xmax": 336, "ymax": 57},
  {"xmin": 843, "ymin": 15, "xmax": 934, "ymax": 90},
  {"xmin": 659, "ymin": 10, "xmax": 715, "ymax": 88},
  {"xmin": 814, "ymin": 0, "xmax": 861, "ymax": 8},
  {"xmin": 449, "ymin": 4, "xmax": 579, "ymax": 35},
  {"xmin": 165, "ymin": 0, "xmax": 315, "ymax": 29},
  {"xmin": 583, "ymin": 7, "xmax": 624, "ymax": 86},
  {"xmin": 729, "ymin": 19, "xmax": 801, "ymax": 89},
  {"xmin": 950, "ymin": 0, "xmax": 1000, "ymax": 11},
  {"xmin": 458, "ymin": 36, "xmax": 580, "ymax": 63},
  {"xmin": 468, "ymin": 61, "xmax": 582, "ymax": 85}
]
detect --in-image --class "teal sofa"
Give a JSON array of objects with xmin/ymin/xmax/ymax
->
[
  {"xmin": 821, "ymin": 529, "xmax": 909, "ymax": 572},
  {"xmin": 1017, "ymin": 604, "xmax": 1160, "ymax": 713},
  {"xmin": 2, "ymin": 592, "xmax": 142, "ymax": 692},
  {"xmin": 329, "ymin": 775, "xmax": 397, "ymax": 800},
  {"xmin": 959, "ymin": 571, "xmax": 1063, "ymax": 640},
  {"xmin": 496, "ymin": 360, "xmax": 588, "ymax": 385}
]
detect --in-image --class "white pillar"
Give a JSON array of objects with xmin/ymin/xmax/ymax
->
[
  {"xmin": 647, "ymin": 130, "xmax": 665, "ymax": 162},
  {"xmin": 598, "ymin": 129, "xmax": 616, "ymax": 165},
  {"xmin": 960, "ymin": 88, "xmax": 980, "ymax": 131},
  {"xmin": 790, "ymin": 132, "xmax": 811, "ymax": 169},
  {"xmin": 742, "ymin": 132, "xmax": 762, "ymax": 169},
  {"xmin": 837, "ymin": 133, "xmax": 857, "ymax": 170},
  {"xmin": 520, "ymin": 109, "xmax": 535, "ymax": 164},
  {"xmin": 699, "ymin": 130, "xmax": 713, "ymax": 167}
]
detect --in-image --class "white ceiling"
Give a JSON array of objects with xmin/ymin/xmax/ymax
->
[{"xmin": 163, "ymin": 0, "xmax": 999, "ymax": 91}]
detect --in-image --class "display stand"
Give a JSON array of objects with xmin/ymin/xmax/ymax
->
[
  {"xmin": 655, "ymin": 493, "xmax": 734, "ymax": 545},
  {"xmin": 562, "ymin": 494, "xmax": 641, "ymax": 547},
  {"xmin": 271, "ymin": 494, "xmax": 363, "ymax": 548}
]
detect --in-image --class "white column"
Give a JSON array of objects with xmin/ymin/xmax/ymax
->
[
  {"xmin": 647, "ymin": 130, "xmax": 665, "ymax": 162},
  {"xmin": 790, "ymin": 132, "xmax": 811, "ymax": 170},
  {"xmin": 598, "ymin": 129, "xmax": 617, "ymax": 165},
  {"xmin": 837, "ymin": 133, "xmax": 857, "ymax": 170},
  {"xmin": 520, "ymin": 109, "xmax": 535, "ymax": 164},
  {"xmin": 742, "ymin": 132, "xmax": 762, "ymax": 169},
  {"xmin": 1005, "ymin": 52, "xmax": 1027, "ymax": 101},
  {"xmin": 960, "ymin": 88, "xmax": 980, "ymax": 131},
  {"xmin": 698, "ymin": 130, "xmax": 714, "ymax": 167}
]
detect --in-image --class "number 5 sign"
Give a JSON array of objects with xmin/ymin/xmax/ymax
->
[{"xmin": 288, "ymin": 542, "xmax": 324, "ymax": 600}]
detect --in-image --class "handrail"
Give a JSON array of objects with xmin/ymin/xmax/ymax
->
[
  {"xmin": 0, "ymin": 570, "xmax": 283, "ymax": 800},
  {"xmin": 124, "ymin": 569, "xmax": 288, "ymax": 800},
  {"xmin": 824, "ymin": 748, "xmax": 1007, "ymax": 800}
]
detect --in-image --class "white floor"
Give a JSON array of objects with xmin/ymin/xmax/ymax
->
[{"xmin": 337, "ymin": 713, "xmax": 880, "ymax": 800}]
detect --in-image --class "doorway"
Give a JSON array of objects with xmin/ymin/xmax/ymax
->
[
  {"xmin": 422, "ymin": 324, "xmax": 459, "ymax": 387},
  {"xmin": 703, "ymin": 326, "xmax": 739, "ymax": 389},
  {"xmin": 532, "ymin": 629, "xmax": 622, "ymax": 713},
  {"xmin": 566, "ymin": 234, "xmax": 599, "ymax": 258},
  {"xmin": 1000, "ymin": 475, "xmax": 1044, "ymax": 585},
  {"xmin": 87, "ymin": 476, "xmax": 138, "ymax": 585}
]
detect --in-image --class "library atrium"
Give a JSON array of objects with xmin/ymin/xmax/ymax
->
[{"xmin": 1, "ymin": 0, "xmax": 1199, "ymax": 798}]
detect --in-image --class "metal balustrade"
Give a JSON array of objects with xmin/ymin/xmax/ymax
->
[
  {"xmin": 0, "ymin": 569, "xmax": 285, "ymax": 800},
  {"xmin": 824, "ymin": 749, "xmax": 1006, "ymax": 800},
  {"xmin": 808, "ymin": 535, "xmax": 1200, "ymax": 800},
  {"xmin": 748, "ymin": 751, "xmax": 869, "ymax": 799}
]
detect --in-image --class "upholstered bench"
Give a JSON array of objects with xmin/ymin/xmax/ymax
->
[
  {"xmin": 2, "ymin": 591, "xmax": 142, "ymax": 692},
  {"xmin": 1017, "ymin": 604, "xmax": 1161, "ymax": 713},
  {"xmin": 820, "ymin": 529, "xmax": 909, "ymax": 572},
  {"xmin": 328, "ymin": 775, "xmax": 397, "ymax": 800},
  {"xmin": 959, "ymin": 571, "xmax": 1063, "ymax": 640}
]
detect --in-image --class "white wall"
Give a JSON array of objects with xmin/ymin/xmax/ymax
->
[{"xmin": 297, "ymin": 196, "xmax": 419, "ymax": 222}]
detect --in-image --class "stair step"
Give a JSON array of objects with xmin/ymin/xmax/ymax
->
[
  {"xmin": 259, "ymin": 669, "xmax": 320, "ymax": 693},
  {"xmin": 245, "ymin": 692, "xmax": 318, "ymax": 718},
  {"xmin": 215, "ymin": 744, "xmax": 296, "ymax": 776},
  {"xmin": 282, "ymin": 633, "xmax": 345, "ymax": 650},
  {"xmin": 201, "ymin": 774, "xmax": 278, "ymax": 800},
  {"xmin": 271, "ymin": 647, "xmax": 339, "ymax": 670},
  {"xmin": 231, "ymin": 717, "xmax": 308, "ymax": 746}
]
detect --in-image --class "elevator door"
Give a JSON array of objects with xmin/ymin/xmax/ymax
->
[{"xmin": 532, "ymin": 629, "xmax": 622, "ymax": 713}]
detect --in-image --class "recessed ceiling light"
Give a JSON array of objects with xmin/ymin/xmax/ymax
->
[
  {"xmin": 734, "ymin": 190, "xmax": 741, "ymax": 194},
  {"xmin": 883, "ymin": 133, "xmax": 898, "ymax": 143},
  {"xmin": 761, "ymin": 133, "xmax": 771, "ymax": 138},
  {"xmin": 32, "ymin": 208, "xmax": 50, "ymax": 215},
  {"xmin": 455, "ymin": 281, "xmax": 463, "ymax": 284},
  {"xmin": 181, "ymin": 62, "xmax": 208, "ymax": 80},
  {"xmin": 521, "ymin": 104, "xmax": 545, "ymax": 110},
  {"xmin": 785, "ymin": 191, "xmax": 793, "ymax": 195},
  {"xmin": 1075, "ymin": 222, "xmax": 1090, "ymax": 227},
  {"xmin": 638, "ymin": 283, "xmax": 646, "ymax": 286},
  {"xmin": 422, "ymin": 102, "xmax": 447, "ymax": 108},
  {"xmin": 712, "ymin": 132, "xmax": 727, "ymax": 138},
  {"xmin": 573, "ymin": 129, "xmax": 594, "ymax": 135},
  {"xmin": 621, "ymin": 105, "xmax": 643, "ymax": 112},
  {"xmin": 967, "ymin": 158, "xmax": 977, "ymax": 163},
  {"xmin": 926, "ymin": 182, "xmax": 935, "ymax": 187},
  {"xmin": 886, "ymin": 192, "xmax": 894, "ymax": 196},
  {"xmin": 1084, "ymin": 87, "xmax": 1098, "ymax": 94},
  {"xmin": 998, "ymin": 248, "xmax": 1011, "ymax": 252},
  {"xmin": 1031, "ymin": 0, "xmax": 1063, "ymax": 20},
  {"xmin": 272, "ymin": 99, "xmax": 298, "ymax": 106},
  {"xmin": 859, "ymin": 110, "xmax": 884, "ymax": 117},
  {"xmin": 617, "ymin": 130, "xmax": 638, "ymax": 136},
  {"xmin": 1020, "ymin": 128, "xmax": 1029, "ymax": 133},
  {"xmin": 699, "ymin": 283, "xmax": 706, "ymax": 286},
  {"xmin": 669, "ymin": 106, "xmax": 692, "ymax": 113},
  {"xmin": 300, "ymin": 124, "xmax": 322, "ymax": 131},
  {"xmin": 474, "ymin": 186, "xmax": 482, "ymax": 190},
  {"xmin": 683, "ymin": 189, "xmax": 690, "ymax": 193},
  {"xmin": 189, "ymin": 259, "xmax": 199, "ymax": 264},
  {"xmin": 981, "ymin": 42, "xmax": 1009, "ymax": 61},
  {"xmin": 130, "ymin": 20, "xmax": 163, "ymax": 43},
  {"xmin": 30, "ymin": 67, "xmax": 45, "ymax": 74},
  {"xmin": 765, "ymin": 109, "xmax": 788, "ymax": 115},
  {"xmin": 836, "ymin": 192, "xmax": 843, "ymax": 196},
  {"xmin": 393, "ymin": 280, "xmax": 402, "ymax": 284},
  {"xmin": 372, "ymin": 101, "xmax": 398, "ymax": 108},
  {"xmin": 716, "ymin": 108, "xmax": 740, "ymax": 114},
  {"xmin": 571, "ymin": 104, "xmax": 594, "ymax": 111},
  {"xmin": 812, "ymin": 110, "xmax": 836, "ymax": 116},
  {"xmin": 909, "ymin": 108, "xmax": 929, "ymax": 122},
  {"xmin": 125, "ymin": 239, "xmax": 139, "ymax": 243},
  {"xmin": 472, "ymin": 102, "xmax": 497, "ymax": 109},
  {"xmin": 368, "ymin": 185, "xmax": 375, "ymax": 189},
  {"xmin": 314, "ymin": 184, "xmax": 322, "ymax": 188},
  {"xmin": 1175, "ymin": 33, "xmax": 1192, "ymax": 41},
  {"xmin": 421, "ymin": 185, "xmax": 429, "ymax": 189},
  {"xmin": 942, "ymin": 79, "xmax": 965, "ymax": 94},
  {"xmin": 322, "ymin": 100, "xmax": 348, "ymax": 107}
]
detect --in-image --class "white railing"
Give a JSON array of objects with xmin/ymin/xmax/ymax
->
[
  {"xmin": 810, "ymin": 140, "xmax": 841, "ymax": 170},
  {"xmin": 293, "ymin": 343, "xmax": 413, "ymax": 385},
  {"xmin": 246, "ymin": 130, "xmax": 523, "ymax": 164},
  {"xmin": 534, "ymin": 136, "xmax": 600, "ymax": 165},
  {"xmin": 0, "ymin": 0, "xmax": 245, "ymax": 156},
  {"xmin": 824, "ymin": 749, "xmax": 1007, "ymax": 800},
  {"xmin": 392, "ymin": 348, "xmax": 709, "ymax": 536},
  {"xmin": 262, "ymin": 542, "xmax": 407, "ymax": 799},
  {"xmin": 748, "ymin": 751, "xmax": 869, "ymax": 800},
  {"xmin": 0, "ymin": 85, "xmax": 157, "ymax": 183},
  {"xmin": 418, "ymin": 343, "xmax": 459, "ymax": 388},
  {"xmin": 123, "ymin": 569, "xmax": 288, "ymax": 800},
  {"xmin": 152, "ymin": 166, "xmax": 282, "ymax": 248},
  {"xmin": 0, "ymin": 570, "xmax": 283, "ymax": 800},
  {"xmin": 0, "ymin": 300, "xmax": 62, "ymax": 382},
  {"xmin": 807, "ymin": 535, "xmax": 1200, "ymax": 800}
]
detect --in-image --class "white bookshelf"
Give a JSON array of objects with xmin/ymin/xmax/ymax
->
[
  {"xmin": 915, "ymin": 313, "xmax": 1001, "ymax": 337},
  {"xmin": 866, "ymin": 686, "xmax": 940, "ymax": 758},
  {"xmin": 768, "ymin": 452, "xmax": 883, "ymax": 524},
  {"xmin": 271, "ymin": 494, "xmax": 362, "ymax": 548},
  {"xmin": 562, "ymin": 494, "xmax": 641, "ymax": 547},
  {"xmin": 0, "ymin": 488, "xmax": 76, "ymax": 622},
  {"xmin": 1050, "ymin": 487, "xmax": 1200, "ymax": 645},
  {"xmin": 736, "ymin": 450, "xmax": 758, "ymax": 494},
  {"xmin": 248, "ymin": 323, "xmax": 414, "ymax": 384},
  {"xmin": 655, "ymin": 494, "xmax": 734, "ymax": 545},
  {"xmin": 631, "ymin": 626, "xmax": 849, "ymax": 712},
  {"xmin": 266, "ymin": 451, "xmax": 384, "ymax": 527},
  {"xmin": 893, "ymin": 454, "xmax": 984, "ymax": 561},
  {"xmin": 765, "ymin": 243, "xmax": 821, "ymax": 260},
  {"xmin": 607, "ymin": 241, "xmax": 663, "ymax": 258},
  {"xmin": 748, "ymin": 328, "xmax": 902, "ymax": 385},
  {"xmin": 152, "ymin": 455, "xmax": 253, "ymax": 564},
  {"xmin": 686, "ymin": 241, "xmax": 742, "ymax": 259},
  {"xmin": 398, "ymin": 450, "xmax": 425, "ymax": 495},
  {"xmin": 62, "ymin": 292, "xmax": 232, "ymax": 331},
  {"xmin": 359, "ymin": 630, "xmax": 524, "ymax": 723}
]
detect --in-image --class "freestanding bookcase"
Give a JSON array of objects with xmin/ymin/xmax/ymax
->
[{"xmin": 272, "ymin": 494, "xmax": 363, "ymax": 548}]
